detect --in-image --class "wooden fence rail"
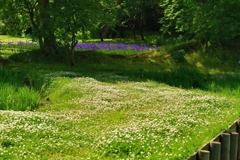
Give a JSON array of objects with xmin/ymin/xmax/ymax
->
[{"xmin": 187, "ymin": 119, "xmax": 240, "ymax": 160}]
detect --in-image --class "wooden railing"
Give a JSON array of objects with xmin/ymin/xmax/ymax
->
[{"xmin": 187, "ymin": 119, "xmax": 240, "ymax": 160}]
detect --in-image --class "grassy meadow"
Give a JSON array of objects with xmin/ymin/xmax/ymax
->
[{"xmin": 1, "ymin": 34, "xmax": 240, "ymax": 159}]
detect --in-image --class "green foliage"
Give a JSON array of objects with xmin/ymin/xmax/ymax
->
[
  {"xmin": 49, "ymin": 0, "xmax": 118, "ymax": 65},
  {"xmin": 160, "ymin": 0, "xmax": 240, "ymax": 46},
  {"xmin": 159, "ymin": 0, "xmax": 193, "ymax": 41},
  {"xmin": 171, "ymin": 49, "xmax": 186, "ymax": 62},
  {"xmin": 191, "ymin": 0, "xmax": 240, "ymax": 45},
  {"xmin": 99, "ymin": 137, "xmax": 145, "ymax": 158},
  {"xmin": 158, "ymin": 40, "xmax": 198, "ymax": 63},
  {"xmin": 0, "ymin": 0, "xmax": 36, "ymax": 36}
]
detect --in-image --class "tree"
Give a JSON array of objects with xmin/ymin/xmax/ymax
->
[
  {"xmin": 191, "ymin": 0, "xmax": 240, "ymax": 46},
  {"xmin": 0, "ymin": 0, "xmax": 58, "ymax": 53},
  {"xmin": 159, "ymin": 0, "xmax": 193, "ymax": 42},
  {"xmin": 0, "ymin": 0, "xmax": 118, "ymax": 63},
  {"xmin": 0, "ymin": 0, "xmax": 165, "ymax": 65},
  {"xmin": 51, "ymin": 0, "xmax": 91, "ymax": 65},
  {"xmin": 0, "ymin": 0, "xmax": 35, "ymax": 36},
  {"xmin": 51, "ymin": 0, "xmax": 116, "ymax": 65},
  {"xmin": 159, "ymin": 0, "xmax": 240, "ymax": 46},
  {"xmin": 95, "ymin": 0, "xmax": 118, "ymax": 41},
  {"xmin": 37, "ymin": 0, "xmax": 57, "ymax": 54},
  {"xmin": 115, "ymin": 0, "xmax": 160, "ymax": 40}
]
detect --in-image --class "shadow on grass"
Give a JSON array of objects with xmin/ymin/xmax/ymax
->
[
  {"xmin": 5, "ymin": 48, "xmax": 240, "ymax": 97},
  {"xmin": 118, "ymin": 70, "xmax": 240, "ymax": 96}
]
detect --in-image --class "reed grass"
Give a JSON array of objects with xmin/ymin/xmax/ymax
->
[{"xmin": 0, "ymin": 68, "xmax": 40, "ymax": 111}]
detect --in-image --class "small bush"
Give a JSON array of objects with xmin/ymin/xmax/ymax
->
[{"xmin": 172, "ymin": 49, "xmax": 186, "ymax": 62}]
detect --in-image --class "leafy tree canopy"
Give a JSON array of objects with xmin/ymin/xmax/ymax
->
[{"xmin": 160, "ymin": 0, "xmax": 240, "ymax": 46}]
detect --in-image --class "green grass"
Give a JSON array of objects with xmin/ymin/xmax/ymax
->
[
  {"xmin": 1, "ymin": 73, "xmax": 239, "ymax": 159},
  {"xmin": 1, "ymin": 33, "xmax": 240, "ymax": 159},
  {"xmin": 0, "ymin": 84, "xmax": 40, "ymax": 111},
  {"xmin": 0, "ymin": 68, "xmax": 40, "ymax": 111},
  {"xmin": 0, "ymin": 35, "xmax": 38, "ymax": 57},
  {"xmin": 0, "ymin": 35, "xmax": 28, "ymax": 42}
]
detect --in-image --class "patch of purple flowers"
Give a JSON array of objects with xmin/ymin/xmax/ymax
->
[
  {"xmin": 17, "ymin": 40, "xmax": 37, "ymax": 47},
  {"xmin": 0, "ymin": 41, "xmax": 37, "ymax": 52},
  {"xmin": 75, "ymin": 42, "xmax": 159, "ymax": 52},
  {"xmin": 1, "ymin": 40, "xmax": 37, "ymax": 47}
]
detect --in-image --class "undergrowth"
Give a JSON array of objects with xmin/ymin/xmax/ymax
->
[{"xmin": 0, "ymin": 68, "xmax": 40, "ymax": 111}]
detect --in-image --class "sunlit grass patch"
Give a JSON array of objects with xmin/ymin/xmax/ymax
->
[
  {"xmin": 0, "ymin": 110, "xmax": 95, "ymax": 159},
  {"xmin": 32, "ymin": 73, "xmax": 240, "ymax": 159},
  {"xmin": 93, "ymin": 87, "xmax": 238, "ymax": 159},
  {"xmin": 0, "ymin": 35, "xmax": 28, "ymax": 42}
]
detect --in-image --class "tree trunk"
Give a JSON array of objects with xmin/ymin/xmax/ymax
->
[
  {"xmin": 38, "ymin": 36, "xmax": 44, "ymax": 50},
  {"xmin": 28, "ymin": 3, "xmax": 44, "ymax": 51},
  {"xmin": 139, "ymin": 22, "xmax": 144, "ymax": 40},
  {"xmin": 99, "ymin": 30, "xmax": 104, "ymax": 42},
  {"xmin": 111, "ymin": 29, "xmax": 117, "ymax": 39},
  {"xmin": 132, "ymin": 27, "xmax": 136, "ymax": 39},
  {"xmin": 119, "ymin": 26, "xmax": 125, "ymax": 38},
  {"xmin": 70, "ymin": 32, "xmax": 78, "ymax": 66},
  {"xmin": 38, "ymin": 0, "xmax": 56, "ymax": 54},
  {"xmin": 70, "ymin": 49, "xmax": 76, "ymax": 66}
]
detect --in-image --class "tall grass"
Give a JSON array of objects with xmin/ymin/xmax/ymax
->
[
  {"xmin": 120, "ymin": 68, "xmax": 240, "ymax": 98},
  {"xmin": 0, "ymin": 83, "xmax": 40, "ymax": 111},
  {"xmin": 205, "ymin": 75, "xmax": 240, "ymax": 96},
  {"xmin": 120, "ymin": 67, "xmax": 206, "ymax": 89},
  {"xmin": 0, "ymin": 68, "xmax": 40, "ymax": 111}
]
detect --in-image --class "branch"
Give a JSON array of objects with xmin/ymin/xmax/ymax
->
[{"xmin": 23, "ymin": 0, "xmax": 31, "ymax": 11}]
